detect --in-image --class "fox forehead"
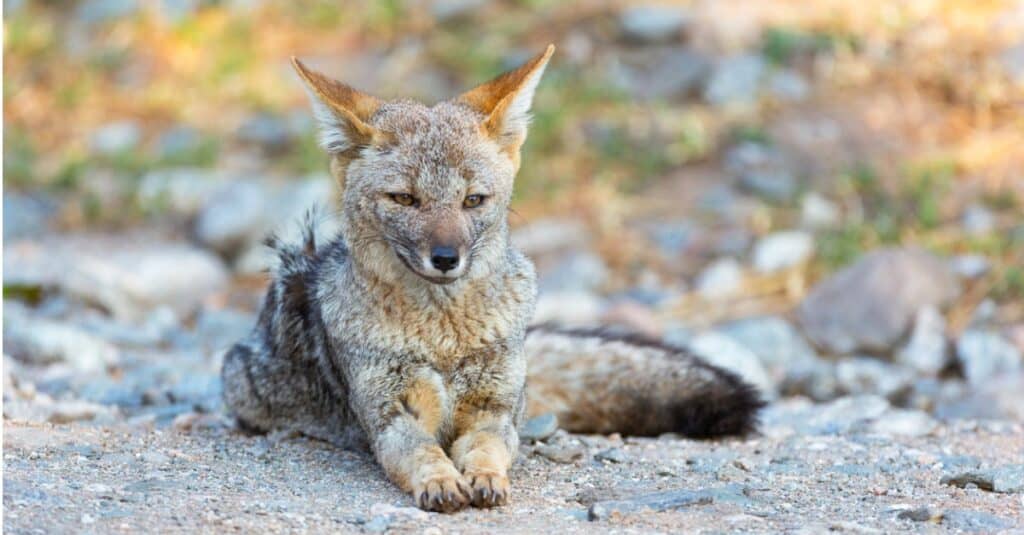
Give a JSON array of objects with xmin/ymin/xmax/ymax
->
[{"xmin": 357, "ymin": 100, "xmax": 515, "ymax": 201}]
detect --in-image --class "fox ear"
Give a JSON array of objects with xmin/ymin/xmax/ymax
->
[
  {"xmin": 291, "ymin": 57, "xmax": 386, "ymax": 156},
  {"xmin": 458, "ymin": 45, "xmax": 554, "ymax": 160}
]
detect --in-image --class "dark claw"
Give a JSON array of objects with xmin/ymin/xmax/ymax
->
[{"xmin": 419, "ymin": 491, "xmax": 429, "ymax": 507}]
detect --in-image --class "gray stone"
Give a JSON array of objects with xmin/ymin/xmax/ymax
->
[
  {"xmin": 950, "ymin": 254, "xmax": 991, "ymax": 279},
  {"xmin": 955, "ymin": 330, "xmax": 1022, "ymax": 385},
  {"xmin": 4, "ymin": 193, "xmax": 57, "ymax": 241},
  {"xmin": 768, "ymin": 69, "xmax": 810, "ymax": 101},
  {"xmin": 4, "ymin": 306, "xmax": 118, "ymax": 372},
  {"xmin": 740, "ymin": 171, "xmax": 799, "ymax": 203},
  {"xmin": 90, "ymin": 121, "xmax": 141, "ymax": 155},
  {"xmin": 619, "ymin": 5, "xmax": 690, "ymax": 42},
  {"xmin": 695, "ymin": 258, "xmax": 743, "ymax": 298},
  {"xmin": 835, "ymin": 357, "xmax": 914, "ymax": 399},
  {"xmin": 962, "ymin": 204, "xmax": 995, "ymax": 236},
  {"xmin": 235, "ymin": 113, "xmax": 292, "ymax": 154},
  {"xmin": 726, "ymin": 143, "xmax": 798, "ymax": 202},
  {"xmin": 194, "ymin": 181, "xmax": 268, "ymax": 257},
  {"xmin": 717, "ymin": 316, "xmax": 818, "ymax": 384},
  {"xmin": 4, "ymin": 234, "xmax": 229, "ymax": 320},
  {"xmin": 1000, "ymin": 41, "xmax": 1024, "ymax": 85},
  {"xmin": 867, "ymin": 409, "xmax": 937, "ymax": 437},
  {"xmin": 519, "ymin": 413, "xmax": 558, "ymax": 442},
  {"xmin": 606, "ymin": 47, "xmax": 710, "ymax": 101},
  {"xmin": 703, "ymin": 54, "xmax": 766, "ymax": 106},
  {"xmin": 594, "ymin": 448, "xmax": 628, "ymax": 464},
  {"xmin": 942, "ymin": 465, "xmax": 1024, "ymax": 493},
  {"xmin": 896, "ymin": 306, "xmax": 948, "ymax": 375},
  {"xmin": 941, "ymin": 509, "xmax": 1015, "ymax": 531},
  {"xmin": 538, "ymin": 252, "xmax": 609, "ymax": 294},
  {"xmin": 534, "ymin": 444, "xmax": 585, "ymax": 464},
  {"xmin": 154, "ymin": 125, "xmax": 205, "ymax": 161},
  {"xmin": 897, "ymin": 507, "xmax": 940, "ymax": 522},
  {"xmin": 137, "ymin": 168, "xmax": 228, "ymax": 217},
  {"xmin": 793, "ymin": 395, "xmax": 891, "ymax": 435},
  {"xmin": 76, "ymin": 0, "xmax": 138, "ymax": 25},
  {"xmin": 687, "ymin": 332, "xmax": 775, "ymax": 399},
  {"xmin": 195, "ymin": 308, "xmax": 256, "ymax": 352},
  {"xmin": 800, "ymin": 193, "xmax": 840, "ymax": 229},
  {"xmin": 798, "ymin": 248, "xmax": 960, "ymax": 354},
  {"xmin": 752, "ymin": 231, "xmax": 814, "ymax": 273},
  {"xmin": 430, "ymin": 0, "xmax": 489, "ymax": 21}
]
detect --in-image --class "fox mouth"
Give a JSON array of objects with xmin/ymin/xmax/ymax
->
[{"xmin": 395, "ymin": 251, "xmax": 460, "ymax": 285}]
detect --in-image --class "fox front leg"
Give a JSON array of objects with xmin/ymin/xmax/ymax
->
[
  {"xmin": 449, "ymin": 404, "xmax": 519, "ymax": 508},
  {"xmin": 353, "ymin": 371, "xmax": 471, "ymax": 513}
]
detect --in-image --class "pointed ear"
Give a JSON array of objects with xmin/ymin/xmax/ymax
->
[
  {"xmin": 291, "ymin": 57, "xmax": 387, "ymax": 156},
  {"xmin": 458, "ymin": 45, "xmax": 554, "ymax": 158}
]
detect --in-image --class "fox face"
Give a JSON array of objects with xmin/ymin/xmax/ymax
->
[{"xmin": 292, "ymin": 46, "xmax": 554, "ymax": 285}]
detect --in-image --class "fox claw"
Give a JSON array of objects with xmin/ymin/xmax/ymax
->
[{"xmin": 465, "ymin": 472, "xmax": 510, "ymax": 508}]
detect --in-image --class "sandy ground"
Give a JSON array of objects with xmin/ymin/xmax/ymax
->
[{"xmin": 4, "ymin": 407, "xmax": 1022, "ymax": 534}]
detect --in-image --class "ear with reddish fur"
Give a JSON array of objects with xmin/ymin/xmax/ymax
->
[
  {"xmin": 291, "ymin": 57, "xmax": 386, "ymax": 156},
  {"xmin": 458, "ymin": 45, "xmax": 554, "ymax": 163}
]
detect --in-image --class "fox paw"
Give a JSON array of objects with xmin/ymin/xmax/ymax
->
[
  {"xmin": 413, "ymin": 475, "xmax": 472, "ymax": 513},
  {"xmin": 465, "ymin": 471, "xmax": 510, "ymax": 508}
]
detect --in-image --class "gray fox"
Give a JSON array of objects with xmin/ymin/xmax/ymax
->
[{"xmin": 221, "ymin": 45, "xmax": 763, "ymax": 513}]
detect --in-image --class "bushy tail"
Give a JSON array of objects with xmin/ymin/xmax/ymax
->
[{"xmin": 524, "ymin": 325, "xmax": 764, "ymax": 438}]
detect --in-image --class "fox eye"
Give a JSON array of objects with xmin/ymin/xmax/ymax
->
[
  {"xmin": 388, "ymin": 193, "xmax": 418, "ymax": 207},
  {"xmin": 463, "ymin": 194, "xmax": 486, "ymax": 209}
]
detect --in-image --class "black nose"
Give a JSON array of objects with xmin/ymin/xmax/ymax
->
[{"xmin": 430, "ymin": 247, "xmax": 460, "ymax": 273}]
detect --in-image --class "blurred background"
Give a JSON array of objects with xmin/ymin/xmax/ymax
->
[{"xmin": 3, "ymin": 1, "xmax": 1024, "ymax": 426}]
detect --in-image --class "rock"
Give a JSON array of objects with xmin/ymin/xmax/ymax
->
[
  {"xmin": 154, "ymin": 125, "xmax": 206, "ymax": 161},
  {"xmin": 896, "ymin": 306, "xmax": 948, "ymax": 375},
  {"xmin": 90, "ymin": 121, "xmax": 141, "ymax": 155},
  {"xmin": 897, "ymin": 507, "xmax": 940, "ymax": 522},
  {"xmin": 511, "ymin": 218, "xmax": 589, "ymax": 258},
  {"xmin": 235, "ymin": 113, "xmax": 292, "ymax": 154},
  {"xmin": 538, "ymin": 252, "xmax": 609, "ymax": 294},
  {"xmin": 950, "ymin": 254, "xmax": 991, "ymax": 279},
  {"xmin": 137, "ymin": 168, "xmax": 228, "ymax": 217},
  {"xmin": 645, "ymin": 220, "xmax": 699, "ymax": 257},
  {"xmin": 430, "ymin": 0, "xmax": 489, "ymax": 21},
  {"xmin": 48, "ymin": 400, "xmax": 117, "ymax": 424},
  {"xmin": 765, "ymin": 395, "xmax": 890, "ymax": 435},
  {"xmin": 941, "ymin": 465, "xmax": 1024, "ymax": 493},
  {"xmin": 768, "ymin": 69, "xmax": 810, "ymax": 101},
  {"xmin": 533, "ymin": 291, "xmax": 605, "ymax": 325},
  {"xmin": 941, "ymin": 509, "xmax": 1015, "ymax": 531},
  {"xmin": 961, "ymin": 204, "xmax": 995, "ymax": 236},
  {"xmin": 867, "ymin": 409, "xmax": 937, "ymax": 437},
  {"xmin": 4, "ymin": 306, "xmax": 118, "ymax": 372},
  {"xmin": 587, "ymin": 486, "xmax": 747, "ymax": 520},
  {"xmin": 595, "ymin": 448, "xmax": 628, "ymax": 464},
  {"xmin": 717, "ymin": 316, "xmax": 819, "ymax": 384},
  {"xmin": 955, "ymin": 330, "xmax": 1022, "ymax": 385},
  {"xmin": 605, "ymin": 47, "xmax": 709, "ymax": 101},
  {"xmin": 800, "ymin": 193, "xmax": 840, "ymax": 229},
  {"xmin": 76, "ymin": 0, "xmax": 138, "ymax": 26},
  {"xmin": 4, "ymin": 234, "xmax": 229, "ymax": 320},
  {"xmin": 534, "ymin": 444, "xmax": 586, "ymax": 464},
  {"xmin": 619, "ymin": 5, "xmax": 690, "ymax": 42},
  {"xmin": 195, "ymin": 308, "xmax": 255, "ymax": 352},
  {"xmin": 687, "ymin": 332, "xmax": 775, "ymax": 398},
  {"xmin": 752, "ymin": 231, "xmax": 814, "ymax": 273},
  {"xmin": 703, "ymin": 54, "xmax": 766, "ymax": 106},
  {"xmin": 726, "ymin": 142, "xmax": 798, "ymax": 203},
  {"xmin": 194, "ymin": 181, "xmax": 268, "ymax": 257},
  {"xmin": 519, "ymin": 413, "xmax": 558, "ymax": 442},
  {"xmin": 695, "ymin": 258, "xmax": 744, "ymax": 298},
  {"xmin": 798, "ymin": 248, "xmax": 960, "ymax": 355},
  {"xmin": 1000, "ymin": 41, "xmax": 1024, "ymax": 86},
  {"xmin": 4, "ymin": 193, "xmax": 57, "ymax": 241},
  {"xmin": 835, "ymin": 358, "xmax": 914, "ymax": 399}
]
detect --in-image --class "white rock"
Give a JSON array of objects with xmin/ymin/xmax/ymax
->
[
  {"xmin": 801, "ymin": 192, "xmax": 840, "ymax": 229},
  {"xmin": 956, "ymin": 330, "xmax": 1022, "ymax": 385},
  {"xmin": 752, "ymin": 231, "xmax": 814, "ymax": 273},
  {"xmin": 687, "ymin": 331, "xmax": 776, "ymax": 399},
  {"xmin": 896, "ymin": 306, "xmax": 949, "ymax": 375},
  {"xmin": 695, "ymin": 258, "xmax": 743, "ymax": 298},
  {"xmin": 868, "ymin": 409, "xmax": 937, "ymax": 437}
]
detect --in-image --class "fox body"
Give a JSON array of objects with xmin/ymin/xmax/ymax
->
[{"xmin": 221, "ymin": 46, "xmax": 763, "ymax": 512}]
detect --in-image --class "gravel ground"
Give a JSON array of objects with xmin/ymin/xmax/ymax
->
[{"xmin": 5, "ymin": 402, "xmax": 1022, "ymax": 534}]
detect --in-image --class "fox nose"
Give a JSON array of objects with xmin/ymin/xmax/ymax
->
[{"xmin": 430, "ymin": 247, "xmax": 460, "ymax": 273}]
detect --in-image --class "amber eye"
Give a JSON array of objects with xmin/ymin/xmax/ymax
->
[
  {"xmin": 389, "ymin": 193, "xmax": 418, "ymax": 207},
  {"xmin": 463, "ymin": 194, "xmax": 486, "ymax": 209}
]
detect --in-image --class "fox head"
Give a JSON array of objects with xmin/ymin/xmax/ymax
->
[{"xmin": 292, "ymin": 46, "xmax": 554, "ymax": 286}]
